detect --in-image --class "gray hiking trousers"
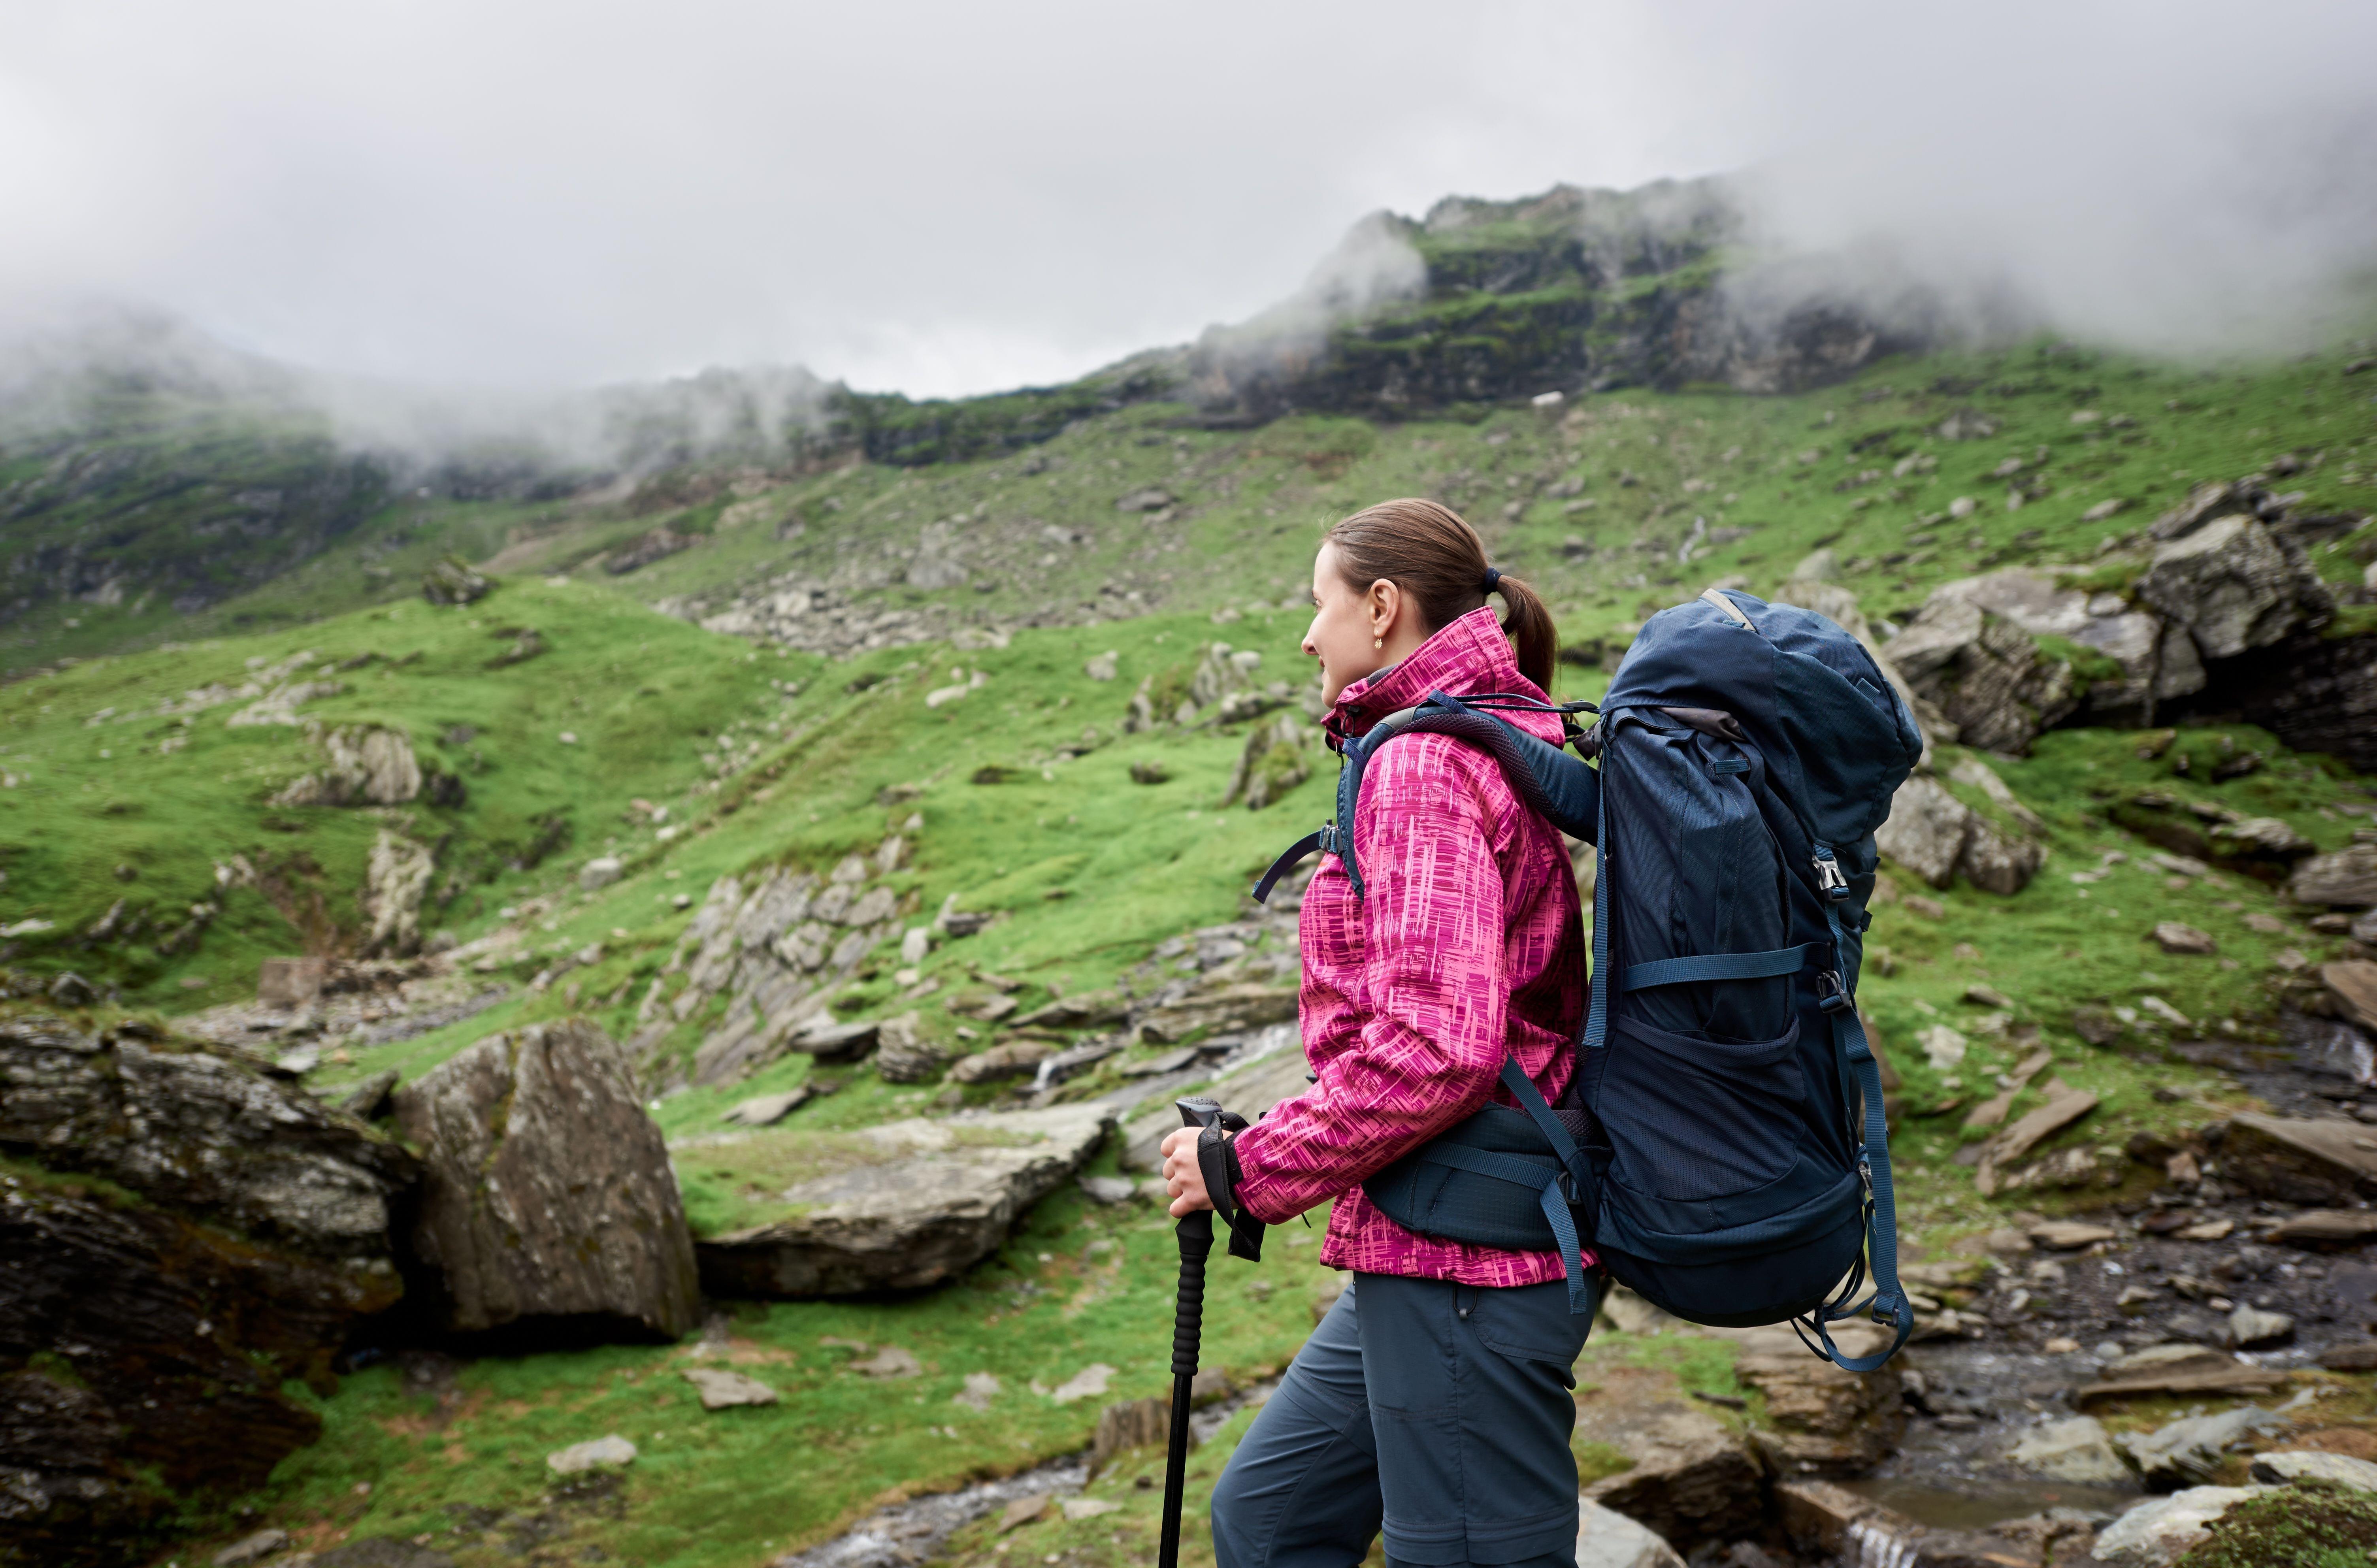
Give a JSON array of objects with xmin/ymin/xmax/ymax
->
[{"xmin": 1210, "ymin": 1273, "xmax": 1591, "ymax": 1568}]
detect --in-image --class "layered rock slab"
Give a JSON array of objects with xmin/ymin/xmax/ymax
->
[
  {"xmin": 395, "ymin": 1019, "xmax": 700, "ymax": 1339},
  {"xmin": 693, "ymin": 1104, "xmax": 1112, "ymax": 1297}
]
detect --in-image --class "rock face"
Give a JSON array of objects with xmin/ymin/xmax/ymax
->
[
  {"xmin": 1881, "ymin": 592, "xmax": 2078, "ymax": 754},
  {"xmin": 1873, "ymin": 773, "xmax": 2043, "ymax": 894},
  {"xmin": 273, "ymin": 726, "xmax": 424, "ymax": 807},
  {"xmin": 394, "ymin": 1020, "xmax": 701, "ymax": 1340},
  {"xmin": 694, "ymin": 1104, "xmax": 1113, "ymax": 1297},
  {"xmin": 1575, "ymin": 1370, "xmax": 1765, "ymax": 1549},
  {"xmin": 0, "ymin": 1010, "xmax": 415, "ymax": 1568},
  {"xmin": 2136, "ymin": 513, "xmax": 2330, "ymax": 662},
  {"xmin": 633, "ymin": 855, "xmax": 912, "ymax": 1089}
]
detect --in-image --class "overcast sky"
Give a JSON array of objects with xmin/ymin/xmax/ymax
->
[{"xmin": 4, "ymin": 1, "xmax": 2374, "ymax": 399}]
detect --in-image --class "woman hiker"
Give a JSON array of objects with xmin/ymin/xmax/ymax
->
[{"xmin": 1162, "ymin": 498, "xmax": 1597, "ymax": 1568}]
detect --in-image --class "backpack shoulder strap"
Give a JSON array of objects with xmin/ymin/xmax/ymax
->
[{"xmin": 1250, "ymin": 692, "xmax": 1600, "ymax": 904}]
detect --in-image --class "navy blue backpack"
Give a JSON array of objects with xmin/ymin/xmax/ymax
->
[{"xmin": 1254, "ymin": 588, "xmax": 1924, "ymax": 1370}]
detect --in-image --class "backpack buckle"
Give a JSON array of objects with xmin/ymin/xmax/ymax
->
[
  {"xmin": 1812, "ymin": 853, "xmax": 1849, "ymax": 899},
  {"xmin": 1816, "ymin": 969, "xmax": 1851, "ymax": 1013}
]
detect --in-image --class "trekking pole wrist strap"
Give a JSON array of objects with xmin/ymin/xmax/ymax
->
[{"xmin": 1198, "ymin": 1120, "xmax": 1265, "ymax": 1263}]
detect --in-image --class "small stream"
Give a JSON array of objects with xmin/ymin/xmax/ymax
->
[{"xmin": 771, "ymin": 1383, "xmax": 1276, "ymax": 1568}]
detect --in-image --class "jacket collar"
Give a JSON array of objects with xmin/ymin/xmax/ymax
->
[{"xmin": 1325, "ymin": 606, "xmax": 1538, "ymax": 743}]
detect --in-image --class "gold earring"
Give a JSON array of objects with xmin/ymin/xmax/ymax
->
[{"xmin": 1372, "ymin": 636, "xmax": 1384, "ymax": 650}]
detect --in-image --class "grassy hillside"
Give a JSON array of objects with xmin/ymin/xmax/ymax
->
[{"xmin": 6, "ymin": 327, "xmax": 2377, "ymax": 1568}]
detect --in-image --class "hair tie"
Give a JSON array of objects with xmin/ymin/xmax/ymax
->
[{"xmin": 1481, "ymin": 567, "xmax": 1502, "ymax": 594}]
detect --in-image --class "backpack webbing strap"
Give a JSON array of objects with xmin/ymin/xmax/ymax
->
[
  {"xmin": 1582, "ymin": 727, "xmax": 1615, "ymax": 1050},
  {"xmin": 1805, "ymin": 862, "xmax": 1911, "ymax": 1372},
  {"xmin": 1252, "ymin": 827, "xmax": 1331, "ymax": 905},
  {"xmin": 1621, "ymin": 944, "xmax": 1817, "ymax": 991},
  {"xmin": 1412, "ymin": 1140, "xmax": 1594, "ymax": 1316}
]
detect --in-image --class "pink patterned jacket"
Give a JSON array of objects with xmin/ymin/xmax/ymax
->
[{"xmin": 1230, "ymin": 607, "xmax": 1592, "ymax": 1287}]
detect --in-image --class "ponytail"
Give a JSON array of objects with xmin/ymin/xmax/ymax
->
[{"xmin": 1324, "ymin": 498, "xmax": 1562, "ymax": 693}]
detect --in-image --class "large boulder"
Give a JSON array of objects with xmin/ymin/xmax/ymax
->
[
  {"xmin": 394, "ymin": 1020, "xmax": 701, "ymax": 1340},
  {"xmin": 1874, "ymin": 773, "xmax": 2043, "ymax": 894},
  {"xmin": 691, "ymin": 1104, "xmax": 1113, "ymax": 1297},
  {"xmin": 1880, "ymin": 594, "xmax": 2076, "ymax": 755},
  {"xmin": 0, "ymin": 1010, "xmax": 415, "ymax": 1568},
  {"xmin": 2217, "ymin": 1112, "xmax": 2377, "ymax": 1206},
  {"xmin": 2135, "ymin": 513, "xmax": 2330, "ymax": 662},
  {"xmin": 2292, "ymin": 847, "xmax": 2377, "ymax": 910}
]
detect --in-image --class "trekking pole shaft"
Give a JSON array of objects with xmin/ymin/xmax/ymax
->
[{"xmin": 1157, "ymin": 1208, "xmax": 1212, "ymax": 1568}]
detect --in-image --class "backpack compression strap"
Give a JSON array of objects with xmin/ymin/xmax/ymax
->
[
  {"xmin": 1799, "ymin": 844, "xmax": 1913, "ymax": 1372},
  {"xmin": 1250, "ymin": 692, "xmax": 1600, "ymax": 905}
]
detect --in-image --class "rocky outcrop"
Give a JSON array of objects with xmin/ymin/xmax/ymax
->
[
  {"xmin": 421, "ymin": 556, "xmax": 490, "ymax": 605},
  {"xmin": 394, "ymin": 1020, "xmax": 701, "ymax": 1340},
  {"xmin": 272, "ymin": 726, "xmax": 424, "ymax": 807},
  {"xmin": 2217, "ymin": 1112, "xmax": 2377, "ymax": 1206},
  {"xmin": 0, "ymin": 1010, "xmax": 415, "ymax": 1568},
  {"xmin": 1220, "ymin": 713, "xmax": 1314, "ymax": 811},
  {"xmin": 362, "ymin": 830, "xmax": 435, "ymax": 957},
  {"xmin": 633, "ymin": 850, "xmax": 913, "ymax": 1089},
  {"xmin": 1880, "ymin": 594, "xmax": 2077, "ymax": 755},
  {"xmin": 1575, "ymin": 1372, "xmax": 1764, "ymax": 1551},
  {"xmin": 0, "ymin": 1013, "xmax": 417, "ymax": 1253},
  {"xmin": 693, "ymin": 1104, "xmax": 1112, "ymax": 1297},
  {"xmin": 2136, "ymin": 513, "xmax": 2331, "ymax": 662},
  {"xmin": 1873, "ymin": 773, "xmax": 2043, "ymax": 894},
  {"xmin": 2292, "ymin": 847, "xmax": 2377, "ymax": 909}
]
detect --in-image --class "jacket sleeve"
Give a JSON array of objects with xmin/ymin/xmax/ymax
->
[{"xmin": 1228, "ymin": 737, "xmax": 1508, "ymax": 1223}]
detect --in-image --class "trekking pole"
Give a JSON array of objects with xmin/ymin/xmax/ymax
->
[{"xmin": 1157, "ymin": 1095, "xmax": 1223, "ymax": 1568}]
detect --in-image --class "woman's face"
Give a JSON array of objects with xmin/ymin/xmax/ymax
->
[{"xmin": 1303, "ymin": 542, "xmax": 1405, "ymax": 706}]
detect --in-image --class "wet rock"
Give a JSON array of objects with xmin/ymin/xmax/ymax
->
[
  {"xmin": 695, "ymin": 1104, "xmax": 1113, "ymax": 1297},
  {"xmin": 1975, "ymin": 1088, "xmax": 2098, "ymax": 1196},
  {"xmin": 2150, "ymin": 922, "xmax": 2215, "ymax": 956},
  {"xmin": 2074, "ymin": 1345, "xmax": 2287, "ymax": 1407},
  {"xmin": 789, "ymin": 1018, "xmax": 882, "ymax": 1062},
  {"xmin": 1881, "ymin": 596, "xmax": 2077, "ymax": 754},
  {"xmin": 213, "ymin": 1528, "xmax": 292, "ymax": 1566},
  {"xmin": 2226, "ymin": 1304, "xmax": 2293, "ymax": 1347},
  {"xmin": 1732, "ymin": 1323, "xmax": 1903, "ymax": 1476},
  {"xmin": 395, "ymin": 1020, "xmax": 701, "ymax": 1339},
  {"xmin": 1875, "ymin": 774, "xmax": 2042, "ymax": 893},
  {"xmin": 2093, "ymin": 1486, "xmax": 2267, "ymax": 1565},
  {"xmin": 721, "ymin": 1087, "xmax": 810, "ymax": 1127},
  {"xmin": 872, "ymin": 1013, "xmax": 950, "ymax": 1084},
  {"xmin": 2266, "ymin": 1208, "xmax": 2377, "ymax": 1248},
  {"xmin": 1573, "ymin": 1499, "xmax": 1686, "ymax": 1568},
  {"xmin": 2115, "ymin": 1406, "xmax": 2283, "ymax": 1489},
  {"xmin": 2218, "ymin": 1111, "xmax": 2377, "ymax": 1205},
  {"xmin": 2249, "ymin": 1449, "xmax": 2377, "ymax": 1490},
  {"xmin": 682, "ymin": 1368, "xmax": 779, "ymax": 1409},
  {"xmin": 948, "ymin": 1040, "xmax": 1054, "ymax": 1084},
  {"xmin": 1576, "ymin": 1372, "xmax": 1765, "ymax": 1549},
  {"xmin": 2006, "ymin": 1415, "xmax": 2129, "ymax": 1484},
  {"xmin": 421, "ymin": 556, "xmax": 491, "ymax": 606},
  {"xmin": 546, "ymin": 1434, "xmax": 637, "ymax": 1474},
  {"xmin": 2136, "ymin": 513, "xmax": 2329, "ymax": 661},
  {"xmin": 275, "ymin": 725, "xmax": 425, "ymax": 809},
  {"xmin": 1135, "ymin": 982, "xmax": 1300, "ymax": 1044},
  {"xmin": 2293, "ymin": 848, "xmax": 2377, "ymax": 908}
]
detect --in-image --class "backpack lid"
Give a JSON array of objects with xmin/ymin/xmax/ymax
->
[{"xmin": 1602, "ymin": 590, "xmax": 1921, "ymax": 847}]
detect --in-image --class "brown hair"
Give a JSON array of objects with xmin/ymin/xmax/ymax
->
[{"xmin": 1324, "ymin": 498, "xmax": 1559, "ymax": 692}]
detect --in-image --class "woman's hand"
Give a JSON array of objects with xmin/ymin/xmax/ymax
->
[{"xmin": 1159, "ymin": 1125, "xmax": 1227, "ymax": 1219}]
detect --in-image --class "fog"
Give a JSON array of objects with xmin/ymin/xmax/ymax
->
[{"xmin": 2, "ymin": 0, "xmax": 2373, "ymax": 403}]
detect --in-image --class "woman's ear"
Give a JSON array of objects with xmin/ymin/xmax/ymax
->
[{"xmin": 1368, "ymin": 578, "xmax": 1399, "ymax": 643}]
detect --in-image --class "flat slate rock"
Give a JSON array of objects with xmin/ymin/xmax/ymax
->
[
  {"xmin": 695, "ymin": 1104, "xmax": 1114, "ymax": 1296},
  {"xmin": 683, "ymin": 1367, "xmax": 779, "ymax": 1409}
]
